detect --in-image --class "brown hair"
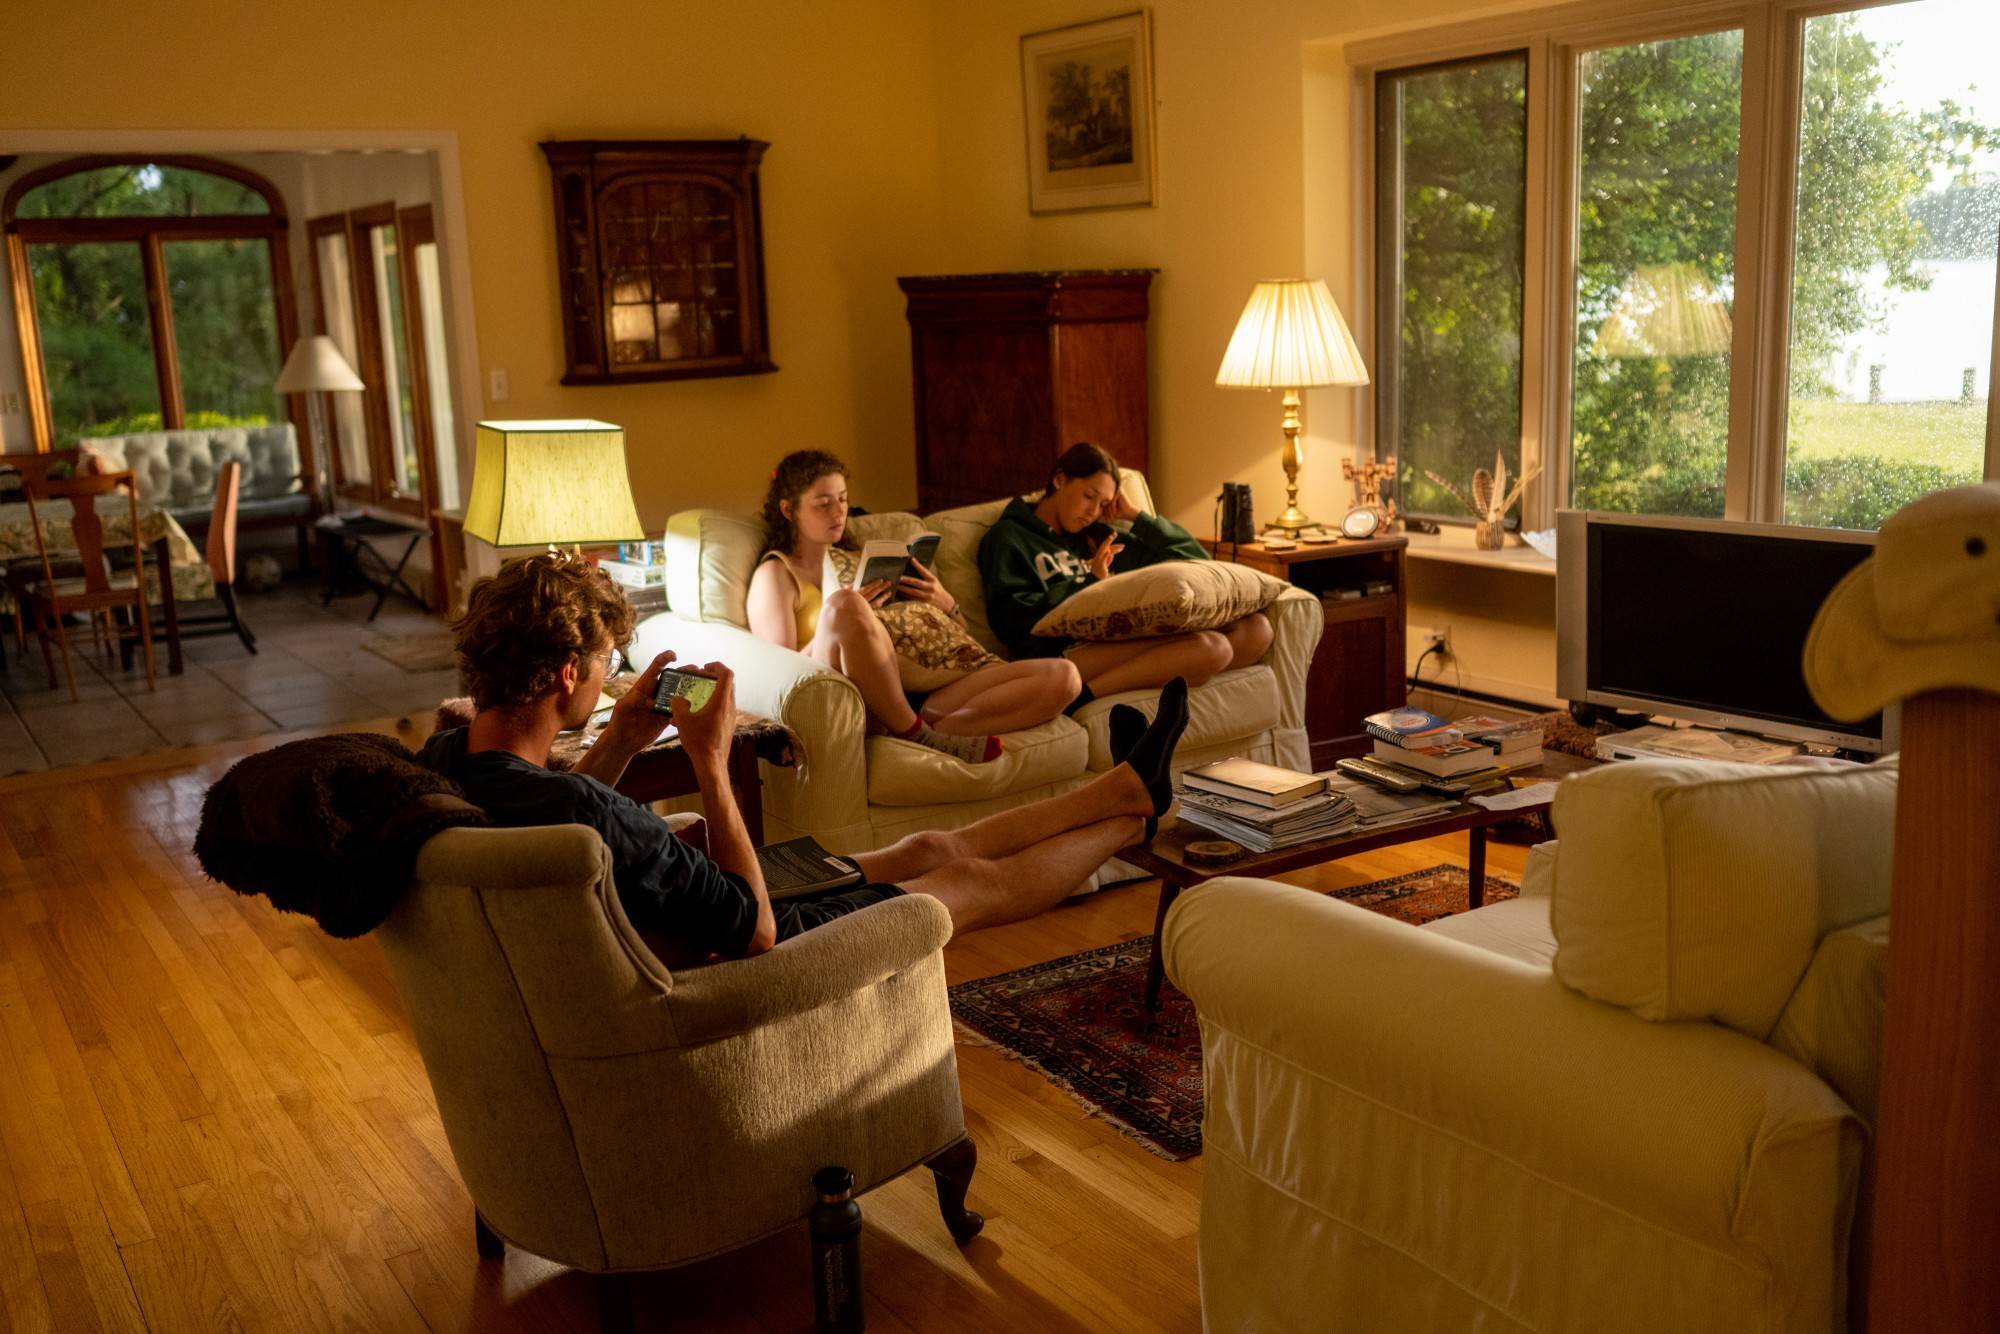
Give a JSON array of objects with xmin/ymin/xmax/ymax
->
[
  {"xmin": 760, "ymin": 449, "xmax": 855, "ymax": 556},
  {"xmin": 1043, "ymin": 441, "xmax": 1120, "ymax": 498},
  {"xmin": 452, "ymin": 555, "xmax": 636, "ymax": 712}
]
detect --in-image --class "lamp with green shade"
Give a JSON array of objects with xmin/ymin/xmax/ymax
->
[{"xmin": 463, "ymin": 419, "xmax": 646, "ymax": 559}]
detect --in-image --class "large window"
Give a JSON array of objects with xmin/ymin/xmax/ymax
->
[
  {"xmin": 3, "ymin": 158, "xmax": 297, "ymax": 449},
  {"xmin": 1362, "ymin": 0, "xmax": 2000, "ymax": 531},
  {"xmin": 1375, "ymin": 54, "xmax": 1528, "ymax": 517}
]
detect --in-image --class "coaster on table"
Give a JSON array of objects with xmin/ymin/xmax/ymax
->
[{"xmin": 1184, "ymin": 839, "xmax": 1246, "ymax": 865}]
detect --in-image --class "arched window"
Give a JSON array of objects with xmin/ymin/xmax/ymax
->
[{"xmin": 3, "ymin": 156, "xmax": 299, "ymax": 449}]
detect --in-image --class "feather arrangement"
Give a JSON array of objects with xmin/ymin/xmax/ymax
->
[{"xmin": 1423, "ymin": 452, "xmax": 1542, "ymax": 549}]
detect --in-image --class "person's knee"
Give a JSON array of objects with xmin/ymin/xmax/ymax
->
[
  {"xmin": 1044, "ymin": 658, "xmax": 1084, "ymax": 701},
  {"xmin": 1196, "ymin": 630, "xmax": 1234, "ymax": 674},
  {"xmin": 1233, "ymin": 612, "xmax": 1274, "ymax": 660},
  {"xmin": 820, "ymin": 589, "xmax": 882, "ymax": 642},
  {"xmin": 907, "ymin": 828, "xmax": 964, "ymax": 865}
]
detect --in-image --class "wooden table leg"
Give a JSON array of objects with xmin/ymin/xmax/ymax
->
[
  {"xmin": 1145, "ymin": 881, "xmax": 1185, "ymax": 1012},
  {"xmin": 728, "ymin": 734, "xmax": 764, "ymax": 846},
  {"xmin": 1468, "ymin": 824, "xmax": 1487, "ymax": 909},
  {"xmin": 153, "ymin": 536, "xmax": 182, "ymax": 675}
]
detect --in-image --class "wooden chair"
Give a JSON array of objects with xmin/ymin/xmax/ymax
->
[
  {"xmin": 126, "ymin": 459, "xmax": 255, "ymax": 660},
  {"xmin": 24, "ymin": 471, "xmax": 155, "ymax": 702},
  {"xmin": 4, "ymin": 449, "xmax": 82, "ymax": 654}
]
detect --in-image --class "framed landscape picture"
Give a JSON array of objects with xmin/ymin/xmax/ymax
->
[{"xmin": 1020, "ymin": 10, "xmax": 1155, "ymax": 214}]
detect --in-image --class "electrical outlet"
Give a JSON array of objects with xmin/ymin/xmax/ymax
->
[
  {"xmin": 1423, "ymin": 625, "xmax": 1452, "ymax": 658},
  {"xmin": 488, "ymin": 368, "xmax": 510, "ymax": 403}
]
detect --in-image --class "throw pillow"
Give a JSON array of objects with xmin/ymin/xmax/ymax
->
[{"xmin": 1030, "ymin": 560, "xmax": 1289, "ymax": 641}]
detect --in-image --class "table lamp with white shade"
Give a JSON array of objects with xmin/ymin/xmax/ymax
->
[
  {"xmin": 1215, "ymin": 278, "xmax": 1370, "ymax": 539},
  {"xmin": 463, "ymin": 419, "xmax": 646, "ymax": 560},
  {"xmin": 274, "ymin": 335, "xmax": 364, "ymax": 515}
]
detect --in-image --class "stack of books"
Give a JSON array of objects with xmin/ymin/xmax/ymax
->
[
  {"xmin": 1456, "ymin": 715, "xmax": 1545, "ymax": 768},
  {"xmin": 1363, "ymin": 707, "xmax": 1506, "ymax": 782},
  {"xmin": 1178, "ymin": 758, "xmax": 1356, "ymax": 852}
]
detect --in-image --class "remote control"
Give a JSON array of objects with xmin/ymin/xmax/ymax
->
[{"xmin": 1335, "ymin": 756, "xmax": 1423, "ymax": 793}]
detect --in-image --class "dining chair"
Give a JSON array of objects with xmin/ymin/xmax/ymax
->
[
  {"xmin": 3, "ymin": 449, "xmax": 84, "ymax": 654},
  {"xmin": 24, "ymin": 471, "xmax": 155, "ymax": 702},
  {"xmin": 123, "ymin": 458, "xmax": 251, "ymax": 664}
]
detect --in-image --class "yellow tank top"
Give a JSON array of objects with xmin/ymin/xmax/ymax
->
[{"xmin": 759, "ymin": 551, "xmax": 822, "ymax": 647}]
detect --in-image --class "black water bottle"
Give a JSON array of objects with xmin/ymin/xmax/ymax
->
[{"xmin": 809, "ymin": 1165, "xmax": 864, "ymax": 1333}]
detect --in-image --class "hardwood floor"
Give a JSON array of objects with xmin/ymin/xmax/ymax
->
[{"xmin": 0, "ymin": 726, "xmax": 1529, "ymax": 1332}]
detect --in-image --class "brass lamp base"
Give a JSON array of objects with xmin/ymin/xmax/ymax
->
[{"xmin": 1264, "ymin": 388, "xmax": 1314, "ymax": 538}]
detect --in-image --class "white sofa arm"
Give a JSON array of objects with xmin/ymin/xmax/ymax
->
[
  {"xmin": 1260, "ymin": 586, "xmax": 1321, "ymax": 745},
  {"xmin": 1165, "ymin": 878, "xmax": 1862, "ymax": 1330},
  {"xmin": 630, "ymin": 613, "xmax": 870, "ymax": 835}
]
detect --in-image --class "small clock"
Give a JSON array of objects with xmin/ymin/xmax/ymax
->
[{"xmin": 1339, "ymin": 506, "xmax": 1381, "ymax": 540}]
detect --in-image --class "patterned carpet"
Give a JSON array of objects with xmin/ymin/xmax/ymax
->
[{"xmin": 949, "ymin": 863, "xmax": 1520, "ymax": 1159}]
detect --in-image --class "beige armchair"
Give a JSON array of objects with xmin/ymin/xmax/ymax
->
[
  {"xmin": 1167, "ymin": 758, "xmax": 1896, "ymax": 1333},
  {"xmin": 376, "ymin": 823, "xmax": 982, "ymax": 1330}
]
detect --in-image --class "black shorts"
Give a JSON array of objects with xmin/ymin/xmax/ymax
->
[{"xmin": 772, "ymin": 880, "xmax": 905, "ymax": 941}]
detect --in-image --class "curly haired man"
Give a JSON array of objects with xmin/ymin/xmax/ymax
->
[{"xmin": 421, "ymin": 555, "xmax": 1191, "ymax": 964}]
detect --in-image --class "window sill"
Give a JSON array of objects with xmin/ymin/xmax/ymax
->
[{"xmin": 1401, "ymin": 530, "xmax": 1557, "ymax": 576}]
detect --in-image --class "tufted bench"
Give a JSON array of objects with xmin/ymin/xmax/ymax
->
[{"xmin": 79, "ymin": 424, "xmax": 316, "ymax": 567}]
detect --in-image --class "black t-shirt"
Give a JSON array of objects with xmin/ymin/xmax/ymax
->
[{"xmin": 417, "ymin": 728, "xmax": 759, "ymax": 959}]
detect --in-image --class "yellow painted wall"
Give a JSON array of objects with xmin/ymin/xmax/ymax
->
[{"xmin": 2, "ymin": 0, "xmax": 948, "ymax": 520}]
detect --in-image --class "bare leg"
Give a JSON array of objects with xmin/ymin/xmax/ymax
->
[
  {"xmin": 901, "ymin": 815, "xmax": 1146, "ymax": 934},
  {"xmin": 1066, "ymin": 631, "xmax": 1233, "ymax": 696},
  {"xmin": 1223, "ymin": 612, "xmax": 1273, "ymax": 669},
  {"xmin": 921, "ymin": 658, "xmax": 1080, "ymax": 735},
  {"xmin": 853, "ymin": 762, "xmax": 1152, "ymax": 884},
  {"xmin": 807, "ymin": 590, "xmax": 919, "ymax": 733}
]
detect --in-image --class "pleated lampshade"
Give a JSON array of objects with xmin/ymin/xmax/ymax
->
[{"xmin": 1215, "ymin": 279, "xmax": 1370, "ymax": 389}]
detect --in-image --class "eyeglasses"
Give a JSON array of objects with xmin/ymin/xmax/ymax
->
[{"xmin": 583, "ymin": 645, "xmax": 625, "ymax": 676}]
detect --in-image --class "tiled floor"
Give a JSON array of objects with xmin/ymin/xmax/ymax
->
[{"xmin": 0, "ymin": 580, "xmax": 460, "ymax": 775}]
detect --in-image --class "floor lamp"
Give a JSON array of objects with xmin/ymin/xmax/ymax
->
[{"xmin": 274, "ymin": 335, "xmax": 365, "ymax": 517}]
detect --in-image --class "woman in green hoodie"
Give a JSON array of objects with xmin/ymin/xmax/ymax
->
[{"xmin": 978, "ymin": 443, "xmax": 1273, "ymax": 710}]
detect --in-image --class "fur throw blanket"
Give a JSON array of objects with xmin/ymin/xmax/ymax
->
[{"xmin": 193, "ymin": 732, "xmax": 489, "ymax": 938}]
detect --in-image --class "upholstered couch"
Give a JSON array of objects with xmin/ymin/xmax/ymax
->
[
  {"xmin": 1166, "ymin": 757, "xmax": 1896, "ymax": 1333},
  {"xmin": 630, "ymin": 473, "xmax": 1321, "ymax": 858},
  {"xmin": 79, "ymin": 424, "xmax": 314, "ymax": 563}
]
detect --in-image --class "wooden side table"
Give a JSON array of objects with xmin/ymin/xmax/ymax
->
[{"xmin": 1204, "ymin": 535, "xmax": 1409, "ymax": 766}]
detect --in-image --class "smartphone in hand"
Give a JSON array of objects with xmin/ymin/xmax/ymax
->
[
  {"xmin": 1079, "ymin": 520, "xmax": 1117, "ymax": 549},
  {"xmin": 651, "ymin": 667, "xmax": 718, "ymax": 715}
]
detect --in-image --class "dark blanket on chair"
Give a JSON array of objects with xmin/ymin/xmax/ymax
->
[{"xmin": 193, "ymin": 732, "xmax": 489, "ymax": 938}]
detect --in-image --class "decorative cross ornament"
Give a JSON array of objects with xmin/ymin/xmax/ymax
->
[{"xmin": 1343, "ymin": 456, "xmax": 1402, "ymax": 533}]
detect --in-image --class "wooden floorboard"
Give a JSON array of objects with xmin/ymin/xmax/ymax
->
[{"xmin": 0, "ymin": 721, "xmax": 1529, "ymax": 1331}]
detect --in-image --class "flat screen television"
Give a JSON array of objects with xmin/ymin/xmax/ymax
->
[{"xmin": 1555, "ymin": 510, "xmax": 1892, "ymax": 754}]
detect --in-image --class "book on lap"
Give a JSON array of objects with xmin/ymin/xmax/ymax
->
[
  {"xmin": 756, "ymin": 836, "xmax": 864, "ymax": 900},
  {"xmin": 857, "ymin": 532, "xmax": 944, "ymax": 594}
]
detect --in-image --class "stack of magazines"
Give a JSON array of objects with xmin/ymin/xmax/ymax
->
[
  {"xmin": 1176, "ymin": 785, "xmax": 1358, "ymax": 852},
  {"xmin": 1320, "ymin": 774, "xmax": 1460, "ymax": 830}
]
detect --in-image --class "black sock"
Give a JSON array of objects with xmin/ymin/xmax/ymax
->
[
  {"xmin": 1109, "ymin": 703, "xmax": 1147, "ymax": 763},
  {"xmin": 1064, "ymin": 683, "xmax": 1096, "ymax": 716},
  {"xmin": 1122, "ymin": 677, "xmax": 1190, "ymax": 817}
]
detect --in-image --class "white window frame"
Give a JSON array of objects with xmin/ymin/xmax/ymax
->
[{"xmin": 1352, "ymin": 0, "xmax": 2000, "ymax": 531}]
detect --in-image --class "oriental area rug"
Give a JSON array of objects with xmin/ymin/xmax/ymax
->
[{"xmin": 948, "ymin": 864, "xmax": 1520, "ymax": 1160}]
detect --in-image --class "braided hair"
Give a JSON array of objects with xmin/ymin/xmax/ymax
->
[{"xmin": 761, "ymin": 450, "xmax": 855, "ymax": 556}]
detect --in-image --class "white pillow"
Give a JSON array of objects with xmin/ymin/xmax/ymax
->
[
  {"xmin": 1550, "ymin": 757, "xmax": 1897, "ymax": 1039},
  {"xmin": 662, "ymin": 508, "xmax": 765, "ymax": 628}
]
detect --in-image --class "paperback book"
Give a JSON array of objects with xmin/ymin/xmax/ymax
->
[
  {"xmin": 1362, "ymin": 706, "xmax": 1462, "ymax": 748},
  {"xmin": 756, "ymin": 836, "xmax": 865, "ymax": 900},
  {"xmin": 1370, "ymin": 737, "xmax": 1497, "ymax": 777},
  {"xmin": 1182, "ymin": 757, "xmax": 1326, "ymax": 808},
  {"xmin": 856, "ymin": 532, "xmax": 945, "ymax": 595}
]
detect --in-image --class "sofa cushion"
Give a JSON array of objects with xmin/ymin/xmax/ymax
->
[
  {"xmin": 1769, "ymin": 915, "xmax": 1888, "ymax": 1126},
  {"xmin": 1030, "ymin": 560, "xmax": 1289, "ymax": 640},
  {"xmin": 865, "ymin": 715, "xmax": 1088, "ymax": 806},
  {"xmin": 663, "ymin": 508, "xmax": 765, "ymax": 627},
  {"xmin": 81, "ymin": 425, "xmax": 302, "ymax": 509},
  {"xmin": 1074, "ymin": 664, "xmax": 1280, "ymax": 771},
  {"xmin": 1550, "ymin": 757, "xmax": 1897, "ymax": 1040},
  {"xmin": 1423, "ymin": 896, "xmax": 1557, "ymax": 969}
]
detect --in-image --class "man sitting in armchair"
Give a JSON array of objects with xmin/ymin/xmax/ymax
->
[{"xmin": 420, "ymin": 555, "xmax": 1190, "ymax": 964}]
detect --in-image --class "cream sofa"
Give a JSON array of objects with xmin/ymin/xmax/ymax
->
[
  {"xmin": 1165, "ymin": 757, "xmax": 1896, "ymax": 1333},
  {"xmin": 632, "ymin": 473, "xmax": 1321, "ymax": 855}
]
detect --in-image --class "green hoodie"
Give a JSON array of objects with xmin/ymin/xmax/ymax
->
[{"xmin": 977, "ymin": 496, "xmax": 1208, "ymax": 655}]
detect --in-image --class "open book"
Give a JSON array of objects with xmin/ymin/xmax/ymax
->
[{"xmin": 857, "ymin": 532, "xmax": 943, "ymax": 595}]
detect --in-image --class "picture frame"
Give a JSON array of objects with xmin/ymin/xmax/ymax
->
[{"xmin": 1019, "ymin": 10, "xmax": 1155, "ymax": 214}]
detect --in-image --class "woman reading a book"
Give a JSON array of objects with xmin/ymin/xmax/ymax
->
[
  {"xmin": 747, "ymin": 450, "xmax": 1081, "ymax": 763},
  {"xmin": 978, "ymin": 442, "xmax": 1274, "ymax": 705}
]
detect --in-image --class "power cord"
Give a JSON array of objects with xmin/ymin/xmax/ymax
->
[{"xmin": 1410, "ymin": 643, "xmax": 1444, "ymax": 693}]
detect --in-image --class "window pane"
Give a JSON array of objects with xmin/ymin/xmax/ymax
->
[
  {"xmin": 1570, "ymin": 30, "xmax": 1743, "ymax": 517},
  {"xmin": 164, "ymin": 239, "xmax": 282, "ymax": 429},
  {"xmin": 316, "ymin": 230, "xmax": 370, "ymax": 487},
  {"xmin": 367, "ymin": 224, "xmax": 422, "ymax": 497},
  {"xmin": 25, "ymin": 241, "xmax": 162, "ymax": 442},
  {"xmin": 1784, "ymin": 0, "xmax": 2000, "ymax": 530},
  {"xmin": 415, "ymin": 242, "xmax": 459, "ymax": 506},
  {"xmin": 1378, "ymin": 55, "xmax": 1528, "ymax": 520},
  {"xmin": 16, "ymin": 163, "xmax": 268, "ymax": 218}
]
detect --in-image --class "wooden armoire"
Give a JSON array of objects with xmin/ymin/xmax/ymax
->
[{"xmin": 898, "ymin": 270, "xmax": 1154, "ymax": 512}]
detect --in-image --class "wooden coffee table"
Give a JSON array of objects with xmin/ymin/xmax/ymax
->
[{"xmin": 1120, "ymin": 751, "xmax": 1596, "ymax": 1010}]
